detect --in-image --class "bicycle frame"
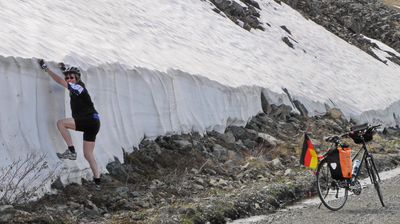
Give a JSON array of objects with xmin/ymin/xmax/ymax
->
[
  {"xmin": 350, "ymin": 139, "xmax": 381, "ymax": 183},
  {"xmin": 316, "ymin": 123, "xmax": 385, "ymax": 210},
  {"xmin": 350, "ymin": 143, "xmax": 367, "ymax": 181},
  {"xmin": 322, "ymin": 137, "xmax": 380, "ymax": 184}
]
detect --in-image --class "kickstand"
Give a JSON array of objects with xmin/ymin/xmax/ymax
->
[{"xmin": 318, "ymin": 202, "xmax": 323, "ymax": 209}]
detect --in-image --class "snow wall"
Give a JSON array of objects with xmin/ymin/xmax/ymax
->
[{"xmin": 0, "ymin": 56, "xmax": 261, "ymax": 186}]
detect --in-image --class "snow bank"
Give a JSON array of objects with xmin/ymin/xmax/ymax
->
[{"xmin": 0, "ymin": 56, "xmax": 261, "ymax": 184}]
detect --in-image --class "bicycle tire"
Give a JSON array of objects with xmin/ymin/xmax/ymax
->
[
  {"xmin": 366, "ymin": 157, "xmax": 385, "ymax": 207},
  {"xmin": 316, "ymin": 159, "xmax": 348, "ymax": 211},
  {"xmin": 370, "ymin": 154, "xmax": 382, "ymax": 182}
]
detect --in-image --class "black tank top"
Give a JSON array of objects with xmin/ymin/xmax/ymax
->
[{"xmin": 68, "ymin": 81, "xmax": 98, "ymax": 119}]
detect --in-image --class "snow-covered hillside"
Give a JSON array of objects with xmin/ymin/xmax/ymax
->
[{"xmin": 0, "ymin": 0, "xmax": 399, "ymax": 188}]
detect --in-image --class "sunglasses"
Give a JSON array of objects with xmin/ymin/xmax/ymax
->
[{"xmin": 65, "ymin": 76, "xmax": 75, "ymax": 80}]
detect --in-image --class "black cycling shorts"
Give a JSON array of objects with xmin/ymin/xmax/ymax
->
[{"xmin": 74, "ymin": 114, "xmax": 100, "ymax": 142}]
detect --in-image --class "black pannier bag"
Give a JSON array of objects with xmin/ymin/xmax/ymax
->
[{"xmin": 327, "ymin": 144, "xmax": 352, "ymax": 180}]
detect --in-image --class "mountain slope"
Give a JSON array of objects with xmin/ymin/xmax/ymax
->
[{"xmin": 0, "ymin": 0, "xmax": 399, "ymax": 192}]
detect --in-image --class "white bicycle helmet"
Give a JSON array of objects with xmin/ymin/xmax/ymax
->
[{"xmin": 63, "ymin": 66, "xmax": 81, "ymax": 75}]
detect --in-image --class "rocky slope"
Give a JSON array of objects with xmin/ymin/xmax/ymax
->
[
  {"xmin": 279, "ymin": 0, "xmax": 400, "ymax": 65},
  {"xmin": 209, "ymin": 0, "xmax": 399, "ymax": 65},
  {"xmin": 1, "ymin": 99, "xmax": 400, "ymax": 223}
]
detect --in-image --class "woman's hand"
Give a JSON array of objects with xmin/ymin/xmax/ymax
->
[
  {"xmin": 38, "ymin": 59, "xmax": 48, "ymax": 72},
  {"xmin": 38, "ymin": 59, "xmax": 68, "ymax": 88},
  {"xmin": 58, "ymin": 62, "xmax": 66, "ymax": 72}
]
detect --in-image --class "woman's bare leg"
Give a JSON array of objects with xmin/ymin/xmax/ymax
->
[
  {"xmin": 57, "ymin": 118, "xmax": 76, "ymax": 146},
  {"xmin": 83, "ymin": 140, "xmax": 100, "ymax": 178}
]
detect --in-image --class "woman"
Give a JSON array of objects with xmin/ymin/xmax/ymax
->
[{"xmin": 38, "ymin": 59, "xmax": 101, "ymax": 190}]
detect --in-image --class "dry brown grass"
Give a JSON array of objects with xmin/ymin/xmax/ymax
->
[{"xmin": 383, "ymin": 0, "xmax": 400, "ymax": 8}]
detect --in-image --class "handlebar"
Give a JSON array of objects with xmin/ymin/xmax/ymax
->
[
  {"xmin": 369, "ymin": 124, "xmax": 382, "ymax": 130},
  {"xmin": 324, "ymin": 123, "xmax": 381, "ymax": 143}
]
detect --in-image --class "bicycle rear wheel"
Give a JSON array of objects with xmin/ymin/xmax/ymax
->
[
  {"xmin": 316, "ymin": 159, "xmax": 348, "ymax": 211},
  {"xmin": 366, "ymin": 156, "xmax": 385, "ymax": 207}
]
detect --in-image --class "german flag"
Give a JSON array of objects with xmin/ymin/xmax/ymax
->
[{"xmin": 300, "ymin": 133, "xmax": 318, "ymax": 170}]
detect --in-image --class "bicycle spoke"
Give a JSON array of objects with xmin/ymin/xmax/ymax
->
[
  {"xmin": 322, "ymin": 188, "xmax": 330, "ymax": 199},
  {"xmin": 316, "ymin": 159, "xmax": 348, "ymax": 211}
]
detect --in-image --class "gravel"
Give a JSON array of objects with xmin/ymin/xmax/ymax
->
[{"xmin": 231, "ymin": 172, "xmax": 400, "ymax": 224}]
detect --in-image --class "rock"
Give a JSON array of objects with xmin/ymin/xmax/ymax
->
[
  {"xmin": 194, "ymin": 177, "xmax": 205, "ymax": 186},
  {"xmin": 44, "ymin": 206, "xmax": 56, "ymax": 212},
  {"xmin": 257, "ymin": 133, "xmax": 282, "ymax": 147},
  {"xmin": 235, "ymin": 139, "xmax": 245, "ymax": 148},
  {"xmin": 222, "ymin": 131, "xmax": 236, "ymax": 144},
  {"xmin": 0, "ymin": 205, "xmax": 13, "ymax": 213},
  {"xmin": 293, "ymin": 100, "xmax": 308, "ymax": 117},
  {"xmin": 271, "ymin": 158, "xmax": 283, "ymax": 169},
  {"xmin": 55, "ymin": 204, "xmax": 68, "ymax": 211},
  {"xmin": 86, "ymin": 199, "xmax": 100, "ymax": 213},
  {"xmin": 209, "ymin": 178, "xmax": 218, "ymax": 187},
  {"xmin": 116, "ymin": 186, "xmax": 130, "ymax": 197},
  {"xmin": 270, "ymin": 104, "xmax": 292, "ymax": 120},
  {"xmin": 211, "ymin": 0, "xmax": 263, "ymax": 31},
  {"xmin": 241, "ymin": 0, "xmax": 261, "ymax": 9},
  {"xmin": 209, "ymin": 178, "xmax": 228, "ymax": 187},
  {"xmin": 257, "ymin": 174, "xmax": 268, "ymax": 181},
  {"xmin": 205, "ymin": 168, "xmax": 217, "ymax": 175},
  {"xmin": 106, "ymin": 156, "xmax": 128, "ymax": 180},
  {"xmin": 136, "ymin": 200, "xmax": 150, "ymax": 208},
  {"xmin": 325, "ymin": 108, "xmax": 344, "ymax": 120},
  {"xmin": 191, "ymin": 168, "xmax": 199, "ymax": 174},
  {"xmin": 261, "ymin": 92, "xmax": 272, "ymax": 114},
  {"xmin": 284, "ymin": 169, "xmax": 294, "ymax": 176},
  {"xmin": 243, "ymin": 139, "xmax": 257, "ymax": 149},
  {"xmin": 67, "ymin": 201, "xmax": 81, "ymax": 209},
  {"xmin": 153, "ymin": 144, "xmax": 162, "ymax": 155},
  {"xmin": 218, "ymin": 179, "xmax": 228, "ymax": 186},
  {"xmin": 282, "ymin": 36, "xmax": 294, "ymax": 49},
  {"xmin": 383, "ymin": 127, "xmax": 400, "ymax": 136},
  {"xmin": 194, "ymin": 184, "xmax": 205, "ymax": 190},
  {"xmin": 150, "ymin": 179, "xmax": 164, "ymax": 189},
  {"xmin": 228, "ymin": 126, "xmax": 257, "ymax": 141},
  {"xmin": 212, "ymin": 144, "xmax": 229, "ymax": 161},
  {"xmin": 175, "ymin": 140, "xmax": 192, "ymax": 149},
  {"xmin": 50, "ymin": 177, "xmax": 64, "ymax": 190},
  {"xmin": 101, "ymin": 174, "xmax": 113, "ymax": 183},
  {"xmin": 223, "ymin": 159, "xmax": 238, "ymax": 173},
  {"xmin": 280, "ymin": 25, "xmax": 292, "ymax": 35},
  {"xmin": 131, "ymin": 191, "xmax": 140, "ymax": 198},
  {"xmin": 112, "ymin": 199, "xmax": 129, "ymax": 210}
]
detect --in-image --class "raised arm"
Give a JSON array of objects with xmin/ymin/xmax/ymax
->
[{"xmin": 38, "ymin": 59, "xmax": 68, "ymax": 88}]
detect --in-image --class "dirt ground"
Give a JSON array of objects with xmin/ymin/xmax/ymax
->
[
  {"xmin": 232, "ymin": 169, "xmax": 400, "ymax": 224},
  {"xmin": 383, "ymin": 0, "xmax": 400, "ymax": 7}
]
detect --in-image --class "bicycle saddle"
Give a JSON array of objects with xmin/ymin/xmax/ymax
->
[
  {"xmin": 324, "ymin": 135, "xmax": 339, "ymax": 143},
  {"xmin": 350, "ymin": 123, "xmax": 369, "ymax": 132}
]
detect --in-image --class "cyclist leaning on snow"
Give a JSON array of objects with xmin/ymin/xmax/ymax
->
[{"xmin": 38, "ymin": 59, "xmax": 101, "ymax": 190}]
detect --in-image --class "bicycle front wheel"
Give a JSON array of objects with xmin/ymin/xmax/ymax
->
[
  {"xmin": 366, "ymin": 156, "xmax": 385, "ymax": 207},
  {"xmin": 316, "ymin": 159, "xmax": 348, "ymax": 211}
]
